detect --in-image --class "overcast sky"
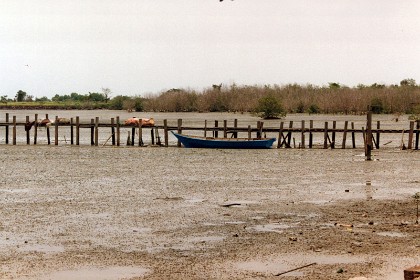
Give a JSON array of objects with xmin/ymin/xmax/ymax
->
[{"xmin": 1, "ymin": 0, "xmax": 420, "ymax": 99}]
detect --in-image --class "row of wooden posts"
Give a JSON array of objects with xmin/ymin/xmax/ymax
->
[{"xmin": 0, "ymin": 113, "xmax": 419, "ymax": 150}]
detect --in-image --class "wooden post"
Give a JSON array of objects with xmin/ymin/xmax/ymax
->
[
  {"xmin": 75, "ymin": 116, "xmax": 79, "ymax": 146},
  {"xmin": 70, "ymin": 118, "xmax": 74, "ymax": 145},
  {"xmin": 248, "ymin": 125, "xmax": 251, "ymax": 140},
  {"xmin": 204, "ymin": 120, "xmax": 207, "ymax": 138},
  {"xmin": 259, "ymin": 121, "xmax": 264, "ymax": 139},
  {"xmin": 126, "ymin": 131, "xmax": 131, "ymax": 145},
  {"xmin": 177, "ymin": 119, "xmax": 182, "ymax": 147},
  {"xmin": 111, "ymin": 118, "xmax": 115, "ymax": 146},
  {"xmin": 131, "ymin": 127, "xmax": 135, "ymax": 146},
  {"xmin": 90, "ymin": 119, "xmax": 94, "ymax": 146},
  {"xmin": 223, "ymin": 120, "xmax": 227, "ymax": 138},
  {"xmin": 362, "ymin": 127, "xmax": 366, "ymax": 151},
  {"xmin": 331, "ymin": 121, "xmax": 336, "ymax": 149},
  {"xmin": 375, "ymin": 121, "xmax": 380, "ymax": 149},
  {"xmin": 408, "ymin": 121, "xmax": 415, "ymax": 150},
  {"xmin": 26, "ymin": 116, "xmax": 30, "ymax": 145},
  {"xmin": 233, "ymin": 119, "xmax": 238, "ymax": 138},
  {"xmin": 323, "ymin": 122, "xmax": 328, "ymax": 149},
  {"xmin": 214, "ymin": 120, "xmax": 218, "ymax": 138},
  {"xmin": 150, "ymin": 128, "xmax": 155, "ymax": 145},
  {"xmin": 366, "ymin": 110, "xmax": 373, "ymax": 160},
  {"xmin": 301, "ymin": 120, "xmax": 305, "ymax": 149},
  {"xmin": 256, "ymin": 121, "xmax": 261, "ymax": 139},
  {"xmin": 138, "ymin": 119, "xmax": 143, "ymax": 146},
  {"xmin": 164, "ymin": 119, "xmax": 168, "ymax": 147},
  {"xmin": 155, "ymin": 127, "xmax": 161, "ymax": 146},
  {"xmin": 287, "ymin": 121, "xmax": 293, "ymax": 148},
  {"xmin": 5, "ymin": 113, "xmax": 9, "ymax": 144},
  {"xmin": 116, "ymin": 116, "xmax": 120, "ymax": 146},
  {"xmin": 351, "ymin": 122, "xmax": 356, "ymax": 148},
  {"xmin": 342, "ymin": 121, "xmax": 348, "ymax": 149},
  {"xmin": 277, "ymin": 122, "xmax": 284, "ymax": 148},
  {"xmin": 415, "ymin": 120, "xmax": 420, "ymax": 150},
  {"xmin": 309, "ymin": 120, "xmax": 313, "ymax": 148},
  {"xmin": 55, "ymin": 116, "xmax": 59, "ymax": 145},
  {"xmin": 33, "ymin": 113, "xmax": 38, "ymax": 145},
  {"xmin": 46, "ymin": 114, "xmax": 51, "ymax": 145},
  {"xmin": 95, "ymin": 117, "xmax": 99, "ymax": 146},
  {"xmin": 12, "ymin": 116, "xmax": 16, "ymax": 145}
]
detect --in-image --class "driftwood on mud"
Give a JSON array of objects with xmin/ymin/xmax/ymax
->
[{"xmin": 274, "ymin": 262, "xmax": 317, "ymax": 276}]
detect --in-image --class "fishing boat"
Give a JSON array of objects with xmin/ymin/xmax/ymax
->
[{"xmin": 171, "ymin": 131, "xmax": 276, "ymax": 149}]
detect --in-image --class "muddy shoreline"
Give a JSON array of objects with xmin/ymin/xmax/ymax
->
[{"xmin": 0, "ymin": 145, "xmax": 419, "ymax": 279}]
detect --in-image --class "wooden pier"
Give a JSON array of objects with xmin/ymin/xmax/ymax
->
[{"xmin": 0, "ymin": 113, "xmax": 419, "ymax": 150}]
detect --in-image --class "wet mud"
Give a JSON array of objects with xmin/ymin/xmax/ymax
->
[{"xmin": 0, "ymin": 112, "xmax": 419, "ymax": 279}]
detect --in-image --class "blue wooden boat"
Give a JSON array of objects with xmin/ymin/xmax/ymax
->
[{"xmin": 171, "ymin": 131, "xmax": 276, "ymax": 149}]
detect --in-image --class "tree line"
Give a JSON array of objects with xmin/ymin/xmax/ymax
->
[{"xmin": 2, "ymin": 79, "xmax": 420, "ymax": 118}]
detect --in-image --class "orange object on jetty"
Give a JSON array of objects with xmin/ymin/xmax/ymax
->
[{"xmin": 124, "ymin": 117, "xmax": 155, "ymax": 127}]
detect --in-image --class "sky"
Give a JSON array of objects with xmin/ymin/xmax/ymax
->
[{"xmin": 1, "ymin": 0, "xmax": 420, "ymax": 99}]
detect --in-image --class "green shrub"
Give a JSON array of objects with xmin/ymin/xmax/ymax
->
[
  {"xmin": 296, "ymin": 102, "xmax": 305, "ymax": 113},
  {"xmin": 370, "ymin": 97, "xmax": 384, "ymax": 114},
  {"xmin": 307, "ymin": 104, "xmax": 320, "ymax": 114},
  {"xmin": 254, "ymin": 95, "xmax": 285, "ymax": 119}
]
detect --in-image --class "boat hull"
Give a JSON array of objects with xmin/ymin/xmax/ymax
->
[{"xmin": 171, "ymin": 132, "xmax": 276, "ymax": 149}]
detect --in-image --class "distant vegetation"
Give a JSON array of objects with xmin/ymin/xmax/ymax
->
[{"xmin": 2, "ymin": 79, "xmax": 420, "ymax": 118}]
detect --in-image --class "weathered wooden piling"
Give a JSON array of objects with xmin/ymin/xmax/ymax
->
[
  {"xmin": 164, "ymin": 119, "xmax": 168, "ymax": 147},
  {"xmin": 116, "ymin": 116, "xmax": 120, "ymax": 146},
  {"xmin": 55, "ymin": 116, "xmax": 59, "ymax": 145},
  {"xmin": 247, "ymin": 125, "xmax": 251, "ymax": 140},
  {"xmin": 5, "ymin": 113, "xmax": 9, "ymax": 144},
  {"xmin": 331, "ymin": 121, "xmax": 336, "ymax": 148},
  {"xmin": 70, "ymin": 118, "xmax": 74, "ymax": 145},
  {"xmin": 233, "ymin": 119, "xmax": 238, "ymax": 138},
  {"xmin": 75, "ymin": 116, "xmax": 80, "ymax": 145},
  {"xmin": 309, "ymin": 120, "xmax": 313, "ymax": 148},
  {"xmin": 95, "ymin": 117, "xmax": 99, "ymax": 146},
  {"xmin": 33, "ymin": 114, "xmax": 38, "ymax": 145},
  {"xmin": 408, "ymin": 121, "xmax": 415, "ymax": 150},
  {"xmin": 46, "ymin": 114, "xmax": 51, "ymax": 145},
  {"xmin": 90, "ymin": 119, "xmax": 94, "ymax": 146},
  {"xmin": 301, "ymin": 120, "xmax": 305, "ymax": 148},
  {"xmin": 111, "ymin": 118, "xmax": 115, "ymax": 146},
  {"xmin": 366, "ymin": 110, "xmax": 373, "ymax": 160},
  {"xmin": 214, "ymin": 120, "xmax": 218, "ymax": 138},
  {"xmin": 131, "ymin": 126, "xmax": 135, "ymax": 146},
  {"xmin": 342, "ymin": 121, "xmax": 348, "ymax": 149},
  {"xmin": 177, "ymin": 119, "xmax": 182, "ymax": 147},
  {"xmin": 138, "ymin": 119, "xmax": 143, "ymax": 146},
  {"xmin": 223, "ymin": 120, "xmax": 228, "ymax": 138},
  {"xmin": 277, "ymin": 122, "xmax": 284, "ymax": 148},
  {"xmin": 375, "ymin": 121, "xmax": 381, "ymax": 149},
  {"xmin": 287, "ymin": 121, "xmax": 293, "ymax": 148},
  {"xmin": 351, "ymin": 122, "xmax": 356, "ymax": 148},
  {"xmin": 204, "ymin": 120, "xmax": 207, "ymax": 138},
  {"xmin": 323, "ymin": 122, "xmax": 328, "ymax": 149},
  {"xmin": 26, "ymin": 116, "xmax": 30, "ymax": 145},
  {"xmin": 257, "ymin": 121, "xmax": 263, "ymax": 139},
  {"xmin": 12, "ymin": 116, "xmax": 16, "ymax": 145}
]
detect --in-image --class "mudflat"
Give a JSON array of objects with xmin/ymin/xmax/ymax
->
[{"xmin": 0, "ymin": 144, "xmax": 419, "ymax": 280}]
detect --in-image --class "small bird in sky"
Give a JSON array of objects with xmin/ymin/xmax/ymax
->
[{"xmin": 24, "ymin": 64, "xmax": 29, "ymax": 67}]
